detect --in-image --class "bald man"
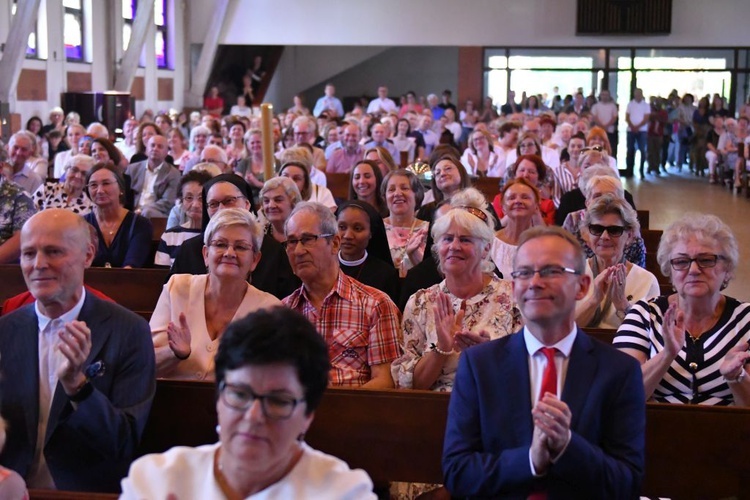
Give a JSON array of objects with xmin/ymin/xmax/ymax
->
[
  {"xmin": 125, "ymin": 135, "xmax": 181, "ymax": 218},
  {"xmin": 0, "ymin": 209, "xmax": 155, "ymax": 492}
]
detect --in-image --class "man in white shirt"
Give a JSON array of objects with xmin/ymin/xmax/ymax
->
[
  {"xmin": 313, "ymin": 84, "xmax": 344, "ymax": 118},
  {"xmin": 625, "ymin": 88, "xmax": 651, "ymax": 178},
  {"xmin": 366, "ymin": 86, "xmax": 396, "ymax": 116},
  {"xmin": 126, "ymin": 135, "xmax": 181, "ymax": 218},
  {"xmin": 115, "ymin": 118, "xmax": 138, "ymax": 161},
  {"xmin": 8, "ymin": 132, "xmax": 43, "ymax": 194},
  {"xmin": 443, "ymin": 226, "xmax": 645, "ymax": 498},
  {"xmin": 591, "ymin": 89, "xmax": 619, "ymax": 156}
]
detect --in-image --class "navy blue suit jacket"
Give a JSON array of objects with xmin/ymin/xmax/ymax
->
[
  {"xmin": 442, "ymin": 329, "xmax": 645, "ymax": 499},
  {"xmin": 0, "ymin": 293, "xmax": 156, "ymax": 492}
]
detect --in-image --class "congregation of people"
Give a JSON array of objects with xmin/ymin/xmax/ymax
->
[{"xmin": 0, "ymin": 80, "xmax": 749, "ymax": 499}]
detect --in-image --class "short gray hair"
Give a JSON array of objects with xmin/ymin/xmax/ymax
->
[
  {"xmin": 581, "ymin": 194, "xmax": 640, "ymax": 235},
  {"xmin": 582, "ymin": 175, "xmax": 624, "ymax": 200},
  {"xmin": 201, "ymin": 144, "xmax": 228, "ymax": 164},
  {"xmin": 204, "ymin": 208, "xmax": 263, "ymax": 252},
  {"xmin": 431, "ymin": 187, "xmax": 495, "ymax": 275},
  {"xmin": 260, "ymin": 177, "xmax": 302, "ymax": 207},
  {"xmin": 189, "ymin": 125, "xmax": 211, "ymax": 145},
  {"xmin": 65, "ymin": 154, "xmax": 95, "ymax": 172},
  {"xmin": 656, "ymin": 213, "xmax": 738, "ymax": 279},
  {"xmin": 578, "ymin": 164, "xmax": 616, "ymax": 192},
  {"xmin": 285, "ymin": 201, "xmax": 336, "ymax": 237}
]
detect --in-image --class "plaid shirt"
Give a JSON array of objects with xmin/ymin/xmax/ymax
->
[{"xmin": 283, "ymin": 271, "xmax": 402, "ymax": 387}]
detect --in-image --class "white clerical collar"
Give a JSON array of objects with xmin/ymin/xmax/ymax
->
[{"xmin": 338, "ymin": 250, "xmax": 368, "ymax": 267}]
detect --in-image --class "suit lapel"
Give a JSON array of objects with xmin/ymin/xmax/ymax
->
[
  {"xmin": 12, "ymin": 308, "xmax": 41, "ymax": 449},
  {"xmin": 46, "ymin": 294, "xmax": 112, "ymax": 442},
  {"xmin": 561, "ymin": 329, "xmax": 597, "ymax": 430},
  {"xmin": 503, "ymin": 333, "xmax": 534, "ymax": 443}
]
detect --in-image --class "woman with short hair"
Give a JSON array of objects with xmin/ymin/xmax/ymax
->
[
  {"xmin": 150, "ymin": 208, "xmax": 281, "ymax": 380},
  {"xmin": 260, "ymin": 176, "xmax": 302, "ymax": 243},
  {"xmin": 615, "ymin": 213, "xmax": 750, "ymax": 406}
]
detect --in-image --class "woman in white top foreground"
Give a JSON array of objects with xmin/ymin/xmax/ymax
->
[{"xmin": 122, "ymin": 307, "xmax": 375, "ymax": 499}]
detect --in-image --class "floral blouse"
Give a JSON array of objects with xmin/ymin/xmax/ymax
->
[
  {"xmin": 392, "ymin": 276, "xmax": 522, "ymax": 391},
  {"xmin": 384, "ymin": 219, "xmax": 429, "ymax": 278}
]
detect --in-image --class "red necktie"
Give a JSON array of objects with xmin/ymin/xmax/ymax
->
[
  {"xmin": 529, "ymin": 347, "xmax": 558, "ymax": 500},
  {"xmin": 538, "ymin": 347, "xmax": 558, "ymax": 401}
]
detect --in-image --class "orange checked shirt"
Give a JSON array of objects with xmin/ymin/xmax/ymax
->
[{"xmin": 283, "ymin": 272, "xmax": 402, "ymax": 387}]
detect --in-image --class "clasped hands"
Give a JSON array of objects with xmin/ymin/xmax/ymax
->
[
  {"xmin": 432, "ymin": 292, "xmax": 490, "ymax": 353},
  {"xmin": 592, "ymin": 263, "xmax": 630, "ymax": 313},
  {"xmin": 530, "ymin": 394, "xmax": 572, "ymax": 475},
  {"xmin": 56, "ymin": 320, "xmax": 92, "ymax": 396}
]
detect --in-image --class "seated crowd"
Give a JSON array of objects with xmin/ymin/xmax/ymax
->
[{"xmin": 0, "ymin": 83, "xmax": 748, "ymax": 498}]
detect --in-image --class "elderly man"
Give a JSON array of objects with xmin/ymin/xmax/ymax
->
[
  {"xmin": 416, "ymin": 114, "xmax": 439, "ymax": 156},
  {"xmin": 41, "ymin": 107, "xmax": 65, "ymax": 136},
  {"xmin": 0, "ymin": 172, "xmax": 36, "ymax": 263},
  {"xmin": 366, "ymin": 86, "xmax": 397, "ymax": 116},
  {"xmin": 282, "ymin": 202, "xmax": 401, "ymax": 388},
  {"xmin": 364, "ymin": 123, "xmax": 399, "ymax": 159},
  {"xmin": 198, "ymin": 144, "xmax": 231, "ymax": 174},
  {"xmin": 0, "ymin": 209, "xmax": 155, "ymax": 492},
  {"xmin": 326, "ymin": 124, "xmax": 364, "ymax": 173},
  {"xmin": 7, "ymin": 132, "xmax": 43, "ymax": 194},
  {"xmin": 286, "ymin": 116, "xmax": 327, "ymax": 172},
  {"xmin": 443, "ymin": 226, "xmax": 645, "ymax": 498},
  {"xmin": 126, "ymin": 135, "xmax": 180, "ymax": 218},
  {"xmin": 115, "ymin": 118, "xmax": 139, "ymax": 161},
  {"xmin": 313, "ymin": 83, "xmax": 344, "ymax": 118}
]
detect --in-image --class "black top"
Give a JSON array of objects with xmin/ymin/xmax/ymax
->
[
  {"xmin": 169, "ymin": 232, "xmax": 300, "ymax": 300},
  {"xmin": 84, "ymin": 211, "xmax": 153, "ymax": 268},
  {"xmin": 398, "ymin": 253, "xmax": 442, "ymax": 311},
  {"xmin": 340, "ymin": 256, "xmax": 400, "ymax": 306}
]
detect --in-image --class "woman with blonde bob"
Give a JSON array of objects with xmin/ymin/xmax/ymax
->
[
  {"xmin": 393, "ymin": 187, "xmax": 520, "ymax": 392},
  {"xmin": 150, "ymin": 208, "xmax": 281, "ymax": 381},
  {"xmin": 615, "ymin": 213, "xmax": 750, "ymax": 406}
]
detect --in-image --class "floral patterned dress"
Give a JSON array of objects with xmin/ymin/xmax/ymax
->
[
  {"xmin": 384, "ymin": 219, "xmax": 429, "ymax": 278},
  {"xmin": 392, "ymin": 275, "xmax": 522, "ymax": 391}
]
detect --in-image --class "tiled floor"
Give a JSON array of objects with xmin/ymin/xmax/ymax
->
[{"xmin": 623, "ymin": 169, "xmax": 750, "ymax": 302}]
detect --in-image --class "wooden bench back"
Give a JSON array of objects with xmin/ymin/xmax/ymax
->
[
  {"xmin": 0, "ymin": 265, "xmax": 168, "ymax": 318},
  {"xmin": 139, "ymin": 380, "xmax": 750, "ymax": 499},
  {"xmin": 326, "ymin": 172, "xmax": 350, "ymax": 200}
]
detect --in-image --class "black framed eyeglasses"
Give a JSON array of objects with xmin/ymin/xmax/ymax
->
[
  {"xmin": 218, "ymin": 381, "xmax": 304, "ymax": 420},
  {"xmin": 669, "ymin": 254, "xmax": 724, "ymax": 271},
  {"xmin": 281, "ymin": 233, "xmax": 334, "ymax": 251},
  {"xmin": 206, "ymin": 196, "xmax": 246, "ymax": 210},
  {"xmin": 588, "ymin": 224, "xmax": 627, "ymax": 237},
  {"xmin": 510, "ymin": 265, "xmax": 581, "ymax": 280}
]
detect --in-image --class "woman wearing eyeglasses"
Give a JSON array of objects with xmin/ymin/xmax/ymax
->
[
  {"xmin": 150, "ymin": 208, "xmax": 280, "ymax": 380},
  {"xmin": 574, "ymin": 195, "xmax": 659, "ymax": 329},
  {"xmin": 32, "ymin": 154, "xmax": 95, "ymax": 214},
  {"xmin": 83, "ymin": 163, "xmax": 152, "ymax": 268},
  {"xmin": 123, "ymin": 307, "xmax": 375, "ymax": 499},
  {"xmin": 615, "ymin": 214, "xmax": 750, "ymax": 406}
]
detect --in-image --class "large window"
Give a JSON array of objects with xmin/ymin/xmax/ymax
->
[
  {"xmin": 123, "ymin": 0, "xmax": 169, "ymax": 69},
  {"xmin": 63, "ymin": 0, "xmax": 84, "ymax": 61}
]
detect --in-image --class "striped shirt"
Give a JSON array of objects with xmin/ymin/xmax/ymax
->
[
  {"xmin": 614, "ymin": 295, "xmax": 750, "ymax": 405},
  {"xmin": 154, "ymin": 224, "xmax": 202, "ymax": 267},
  {"xmin": 283, "ymin": 271, "xmax": 402, "ymax": 387}
]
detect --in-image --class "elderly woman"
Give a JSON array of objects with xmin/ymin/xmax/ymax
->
[
  {"xmin": 615, "ymin": 214, "xmax": 750, "ymax": 406},
  {"xmin": 155, "ymin": 170, "xmax": 213, "ymax": 267},
  {"xmin": 575, "ymin": 195, "xmax": 659, "ymax": 329},
  {"xmin": 383, "ymin": 169, "xmax": 429, "ymax": 278},
  {"xmin": 562, "ymin": 172, "xmax": 646, "ymax": 267},
  {"xmin": 83, "ymin": 163, "xmax": 152, "ymax": 268},
  {"xmin": 260, "ymin": 176, "xmax": 302, "ymax": 243},
  {"xmin": 32, "ymin": 154, "xmax": 94, "ymax": 214},
  {"xmin": 122, "ymin": 307, "xmax": 375, "ymax": 498},
  {"xmin": 493, "ymin": 155, "xmax": 555, "ymax": 225},
  {"xmin": 348, "ymin": 159, "xmax": 387, "ymax": 216},
  {"xmin": 150, "ymin": 208, "xmax": 281, "ymax": 380},
  {"xmin": 460, "ymin": 129, "xmax": 504, "ymax": 177},
  {"xmin": 336, "ymin": 200, "xmax": 399, "ymax": 304},
  {"xmin": 393, "ymin": 187, "xmax": 521, "ymax": 392},
  {"xmin": 491, "ymin": 178, "xmax": 540, "ymax": 280}
]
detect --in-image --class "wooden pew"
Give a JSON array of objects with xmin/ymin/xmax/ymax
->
[
  {"xmin": 150, "ymin": 217, "xmax": 168, "ymax": 242},
  {"xmin": 472, "ymin": 176, "xmax": 502, "ymax": 203},
  {"xmin": 0, "ymin": 265, "xmax": 168, "ymax": 319},
  {"xmin": 139, "ymin": 380, "xmax": 750, "ymax": 499},
  {"xmin": 636, "ymin": 209, "xmax": 650, "ymax": 230},
  {"xmin": 641, "ymin": 228, "xmax": 663, "ymax": 254},
  {"xmin": 326, "ymin": 172, "xmax": 350, "ymax": 200},
  {"xmin": 30, "ymin": 490, "xmax": 117, "ymax": 500}
]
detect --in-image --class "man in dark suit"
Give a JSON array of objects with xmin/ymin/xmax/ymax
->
[
  {"xmin": 443, "ymin": 226, "xmax": 645, "ymax": 498},
  {"xmin": 125, "ymin": 135, "xmax": 180, "ymax": 218},
  {"xmin": 0, "ymin": 209, "xmax": 155, "ymax": 492}
]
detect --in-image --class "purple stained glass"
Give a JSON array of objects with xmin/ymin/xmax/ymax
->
[{"xmin": 65, "ymin": 44, "xmax": 82, "ymax": 60}]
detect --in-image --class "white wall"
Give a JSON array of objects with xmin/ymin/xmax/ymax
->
[{"xmin": 189, "ymin": 0, "xmax": 750, "ymax": 47}]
